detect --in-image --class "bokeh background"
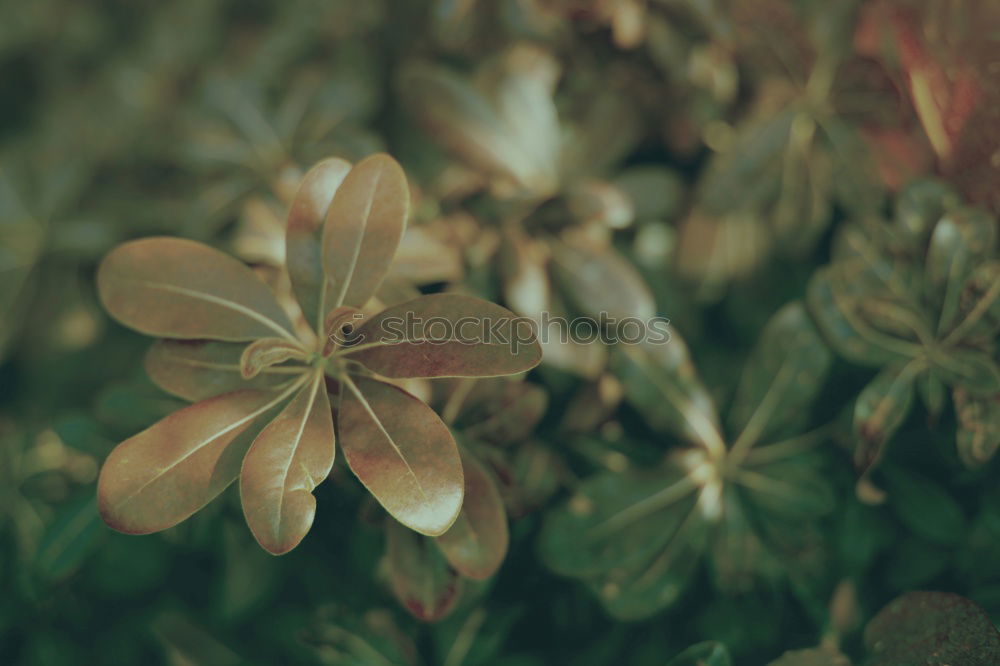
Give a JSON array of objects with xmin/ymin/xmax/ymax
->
[{"xmin": 1, "ymin": 0, "xmax": 998, "ymax": 664}]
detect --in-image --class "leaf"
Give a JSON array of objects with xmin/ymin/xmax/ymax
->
[
  {"xmin": 35, "ymin": 496, "xmax": 105, "ymax": 581},
  {"xmin": 435, "ymin": 449, "xmax": 508, "ymax": 580},
  {"xmin": 145, "ymin": 340, "xmax": 292, "ymax": 402},
  {"xmin": 97, "ymin": 237, "xmax": 296, "ymax": 342},
  {"xmin": 589, "ymin": 514, "xmax": 706, "ymax": 619},
  {"xmin": 954, "ymin": 389, "xmax": 1000, "ymax": 468},
  {"xmin": 931, "ymin": 348, "xmax": 1000, "ymax": 395},
  {"xmin": 98, "ymin": 388, "xmax": 290, "ymax": 534},
  {"xmin": 285, "ymin": 157, "xmax": 352, "ymax": 332},
  {"xmin": 386, "ymin": 519, "xmax": 463, "ymax": 622},
  {"xmin": 864, "ymin": 591, "xmax": 1000, "ymax": 666},
  {"xmin": 948, "ymin": 260, "xmax": 1000, "ymax": 344},
  {"xmin": 549, "ymin": 237, "xmax": 656, "ymax": 321},
  {"xmin": 239, "ymin": 337, "xmax": 308, "ymax": 379},
  {"xmin": 458, "ymin": 380, "xmax": 549, "ymax": 444},
  {"xmin": 240, "ymin": 373, "xmax": 335, "ymax": 554},
  {"xmin": 322, "ymin": 153, "xmax": 409, "ymax": 310},
  {"xmin": 768, "ymin": 647, "xmax": 851, "ymax": 666},
  {"xmin": 539, "ymin": 457, "xmax": 700, "ymax": 577},
  {"xmin": 807, "ymin": 266, "xmax": 917, "ymax": 367},
  {"xmin": 611, "ymin": 334, "xmax": 724, "ymax": 454},
  {"xmin": 400, "ymin": 59, "xmax": 559, "ymax": 196},
  {"xmin": 924, "ymin": 206, "xmax": 997, "ymax": 334},
  {"xmin": 338, "ymin": 376, "xmax": 463, "ymax": 536},
  {"xmin": 344, "ymin": 293, "xmax": 541, "ymax": 379},
  {"xmin": 728, "ymin": 302, "xmax": 832, "ymax": 448},
  {"xmin": 853, "ymin": 363, "xmax": 918, "ymax": 473},
  {"xmin": 883, "ymin": 467, "xmax": 967, "ymax": 545},
  {"xmin": 666, "ymin": 642, "xmax": 732, "ymax": 666}
]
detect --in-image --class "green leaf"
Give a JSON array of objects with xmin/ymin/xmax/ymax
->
[
  {"xmin": 435, "ymin": 449, "xmax": 509, "ymax": 580},
  {"xmin": 894, "ymin": 179, "xmax": 960, "ymax": 243},
  {"xmin": 807, "ymin": 266, "xmax": 918, "ymax": 367},
  {"xmin": 864, "ymin": 591, "xmax": 1000, "ymax": 666},
  {"xmin": 35, "ymin": 496, "xmax": 105, "ymax": 581},
  {"xmin": 666, "ymin": 642, "xmax": 732, "ymax": 666},
  {"xmin": 285, "ymin": 158, "xmax": 352, "ymax": 333},
  {"xmin": 853, "ymin": 363, "xmax": 918, "ymax": 472},
  {"xmin": 98, "ymin": 388, "xmax": 292, "ymax": 534},
  {"xmin": 924, "ymin": 206, "xmax": 997, "ymax": 334},
  {"xmin": 549, "ymin": 237, "xmax": 656, "ymax": 321},
  {"xmin": 728, "ymin": 302, "xmax": 832, "ymax": 448},
  {"xmin": 456, "ymin": 379, "xmax": 549, "ymax": 444},
  {"xmin": 338, "ymin": 376, "xmax": 463, "ymax": 536},
  {"xmin": 145, "ymin": 340, "xmax": 293, "ymax": 402},
  {"xmin": 931, "ymin": 348, "xmax": 1000, "ymax": 395},
  {"xmin": 386, "ymin": 519, "xmax": 463, "ymax": 622},
  {"xmin": 539, "ymin": 457, "xmax": 701, "ymax": 577},
  {"xmin": 344, "ymin": 294, "xmax": 542, "ymax": 378},
  {"xmin": 884, "ymin": 468, "xmax": 967, "ymax": 545},
  {"xmin": 768, "ymin": 647, "xmax": 851, "ymax": 666},
  {"xmin": 97, "ymin": 237, "xmax": 297, "ymax": 342},
  {"xmin": 611, "ymin": 334, "xmax": 724, "ymax": 455},
  {"xmin": 954, "ymin": 389, "xmax": 1000, "ymax": 468},
  {"xmin": 240, "ymin": 373, "xmax": 335, "ymax": 555},
  {"xmin": 948, "ymin": 260, "xmax": 1000, "ymax": 344},
  {"xmin": 322, "ymin": 153, "xmax": 409, "ymax": 310}
]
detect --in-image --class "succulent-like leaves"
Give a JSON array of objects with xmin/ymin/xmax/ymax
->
[
  {"xmin": 97, "ymin": 237, "xmax": 296, "ymax": 342},
  {"xmin": 539, "ymin": 459, "xmax": 700, "ymax": 577},
  {"xmin": 322, "ymin": 153, "xmax": 408, "ymax": 310},
  {"xmin": 337, "ymin": 377, "xmax": 463, "ymax": 536},
  {"xmin": 807, "ymin": 266, "xmax": 917, "ymax": 367},
  {"xmin": 864, "ymin": 591, "xmax": 1000, "ymax": 666},
  {"xmin": 611, "ymin": 335, "xmax": 724, "ymax": 454},
  {"xmin": 924, "ymin": 207, "xmax": 996, "ymax": 333},
  {"xmin": 386, "ymin": 519, "xmax": 463, "ymax": 622},
  {"xmin": 98, "ymin": 388, "xmax": 290, "ymax": 534},
  {"xmin": 400, "ymin": 56, "xmax": 560, "ymax": 196},
  {"xmin": 929, "ymin": 348, "xmax": 1000, "ymax": 395},
  {"xmin": 549, "ymin": 237, "xmax": 655, "ymax": 321},
  {"xmin": 145, "ymin": 340, "xmax": 292, "ymax": 402},
  {"xmin": 240, "ymin": 373, "xmax": 335, "ymax": 555},
  {"xmin": 728, "ymin": 303, "xmax": 831, "ymax": 447},
  {"xmin": 345, "ymin": 294, "xmax": 542, "ymax": 378},
  {"xmin": 950, "ymin": 260, "xmax": 1000, "ymax": 344},
  {"xmin": 434, "ymin": 449, "xmax": 508, "ymax": 580},
  {"xmin": 285, "ymin": 157, "xmax": 352, "ymax": 332}
]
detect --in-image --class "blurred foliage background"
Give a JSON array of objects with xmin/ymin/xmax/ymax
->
[{"xmin": 1, "ymin": 0, "xmax": 998, "ymax": 664}]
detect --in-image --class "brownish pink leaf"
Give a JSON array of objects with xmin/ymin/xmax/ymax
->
[
  {"xmin": 241, "ymin": 373, "xmax": 335, "ymax": 554},
  {"xmin": 337, "ymin": 377, "xmax": 463, "ymax": 536},
  {"xmin": 435, "ymin": 449, "xmax": 509, "ymax": 579},
  {"xmin": 98, "ymin": 387, "xmax": 297, "ymax": 534},
  {"xmin": 322, "ymin": 154, "xmax": 409, "ymax": 310},
  {"xmin": 343, "ymin": 294, "xmax": 542, "ymax": 378},
  {"xmin": 98, "ymin": 237, "xmax": 297, "ymax": 342},
  {"xmin": 386, "ymin": 519, "xmax": 463, "ymax": 622},
  {"xmin": 286, "ymin": 158, "xmax": 352, "ymax": 333}
]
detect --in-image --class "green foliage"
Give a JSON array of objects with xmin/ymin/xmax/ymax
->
[{"xmin": 1, "ymin": 0, "xmax": 998, "ymax": 664}]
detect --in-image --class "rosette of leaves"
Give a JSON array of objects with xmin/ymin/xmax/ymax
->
[
  {"xmin": 383, "ymin": 377, "xmax": 550, "ymax": 621},
  {"xmin": 399, "ymin": 44, "xmax": 656, "ymax": 378},
  {"xmin": 95, "ymin": 153, "xmax": 542, "ymax": 555},
  {"xmin": 540, "ymin": 302, "xmax": 836, "ymax": 619},
  {"xmin": 807, "ymin": 179, "xmax": 1000, "ymax": 472},
  {"xmin": 672, "ymin": 0, "xmax": 915, "ymax": 295}
]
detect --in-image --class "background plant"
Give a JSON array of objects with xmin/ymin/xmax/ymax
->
[{"xmin": 1, "ymin": 0, "xmax": 998, "ymax": 664}]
